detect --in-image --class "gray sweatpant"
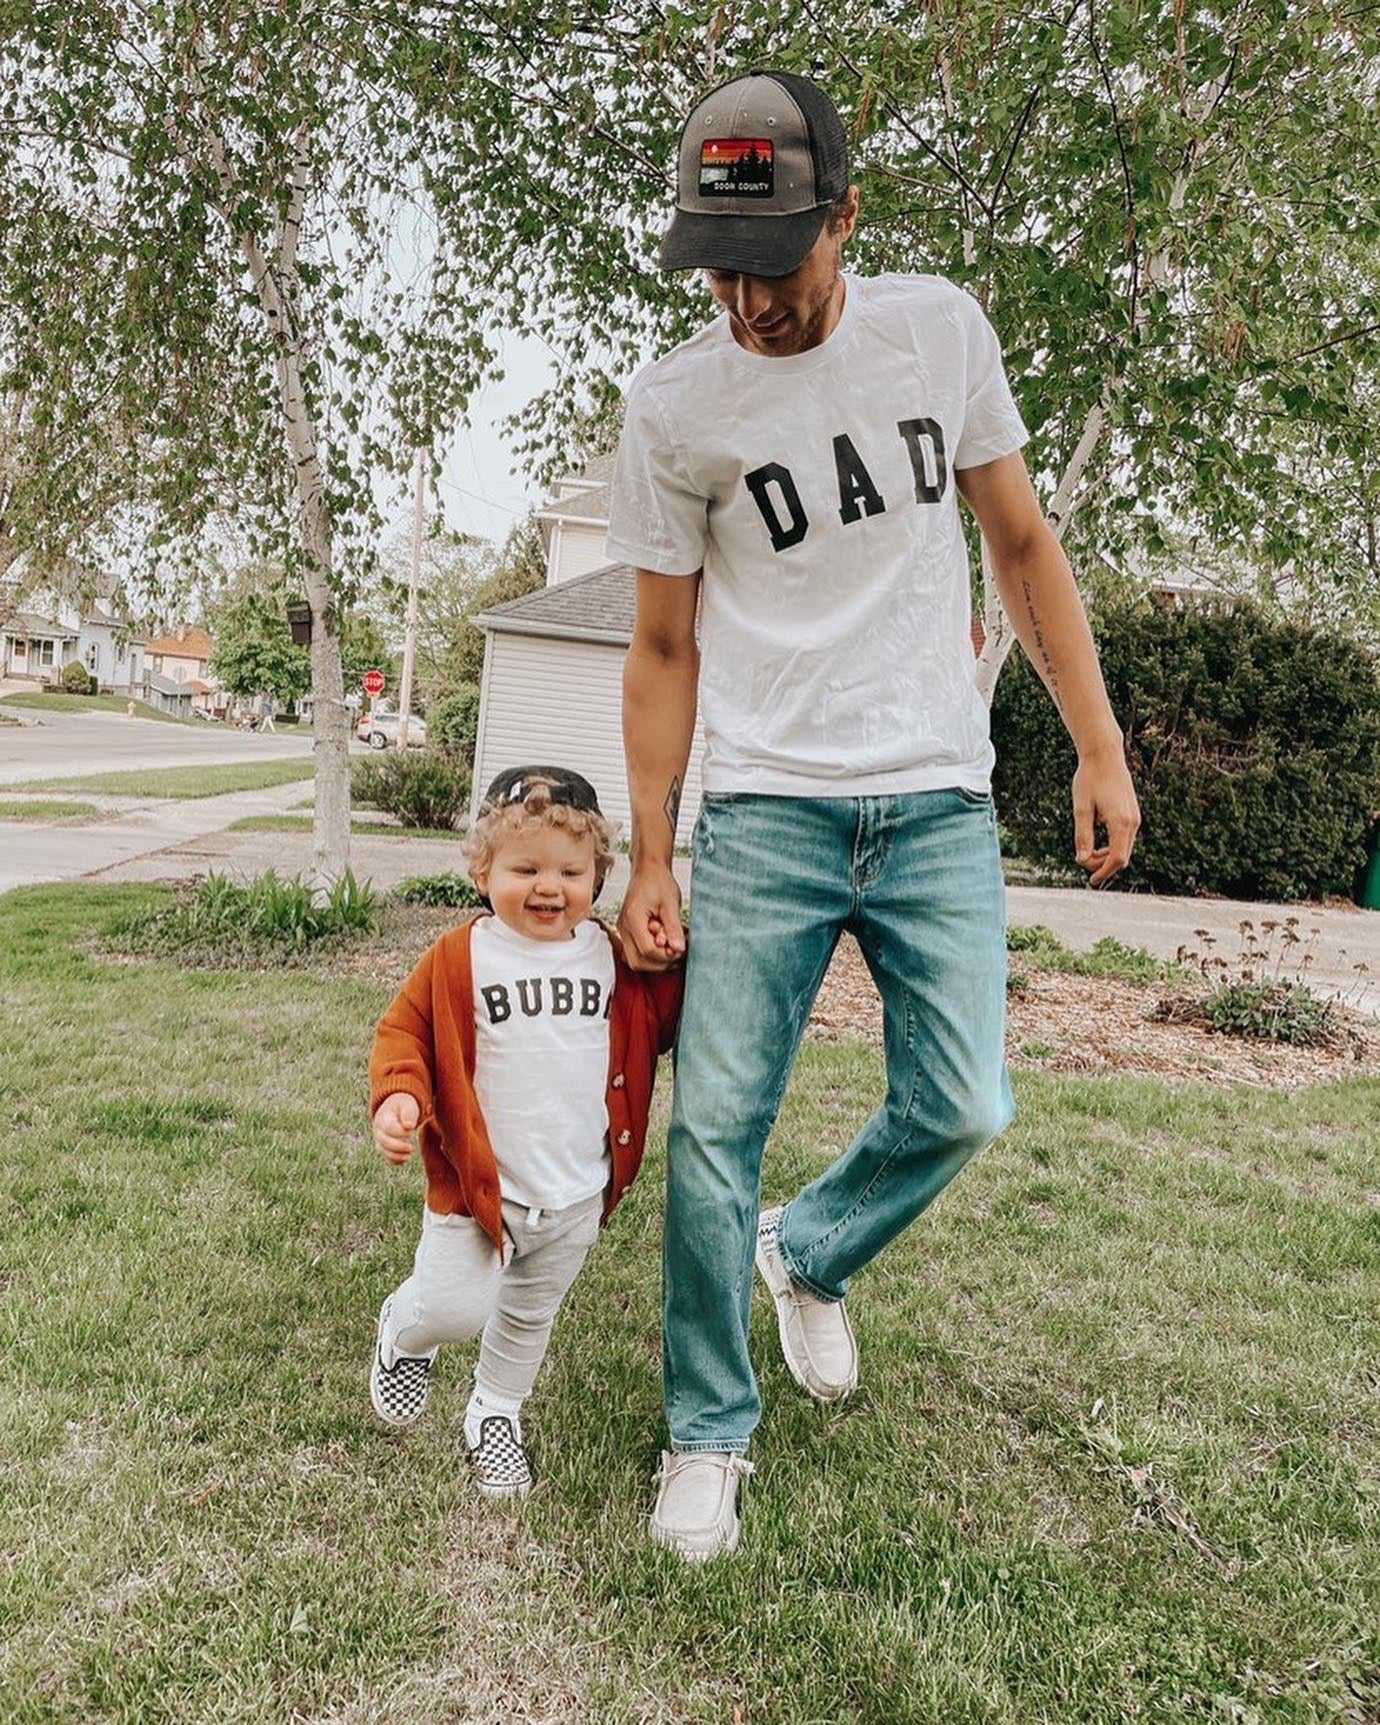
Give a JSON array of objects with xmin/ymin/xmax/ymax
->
[{"xmin": 384, "ymin": 1193, "xmax": 602, "ymax": 1404}]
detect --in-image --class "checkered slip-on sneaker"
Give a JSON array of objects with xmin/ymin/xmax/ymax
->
[
  {"xmin": 369, "ymin": 1296, "xmax": 434, "ymax": 1428},
  {"xmin": 467, "ymin": 1414, "xmax": 534, "ymax": 1498}
]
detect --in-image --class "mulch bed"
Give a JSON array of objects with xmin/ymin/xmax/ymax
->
[
  {"xmin": 809, "ymin": 936, "xmax": 1380, "ymax": 1090},
  {"xmin": 178, "ymin": 904, "xmax": 1380, "ymax": 1090}
]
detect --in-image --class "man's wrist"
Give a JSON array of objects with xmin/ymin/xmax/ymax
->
[{"xmin": 1075, "ymin": 727, "xmax": 1125, "ymax": 766}]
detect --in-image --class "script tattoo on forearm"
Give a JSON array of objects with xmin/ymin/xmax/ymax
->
[
  {"xmin": 1022, "ymin": 578, "xmax": 1065, "ymax": 715},
  {"xmin": 663, "ymin": 775, "xmax": 682, "ymax": 839}
]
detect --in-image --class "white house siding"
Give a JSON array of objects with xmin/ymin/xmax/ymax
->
[
  {"xmin": 547, "ymin": 522, "xmax": 614, "ymax": 587},
  {"xmin": 472, "ymin": 630, "xmax": 706, "ymax": 846}
]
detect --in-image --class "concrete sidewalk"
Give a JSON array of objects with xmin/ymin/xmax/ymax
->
[{"xmin": 0, "ymin": 779, "xmax": 314, "ymax": 892}]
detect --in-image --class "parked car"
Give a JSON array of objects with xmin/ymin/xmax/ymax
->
[{"xmin": 358, "ymin": 707, "xmax": 427, "ymax": 750}]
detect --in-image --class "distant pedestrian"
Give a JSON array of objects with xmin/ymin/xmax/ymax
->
[
  {"xmin": 260, "ymin": 697, "xmax": 276, "ymax": 733},
  {"xmin": 366, "ymin": 767, "xmax": 683, "ymax": 1494}
]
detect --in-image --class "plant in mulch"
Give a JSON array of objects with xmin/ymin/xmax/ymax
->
[
  {"xmin": 1152, "ymin": 917, "xmax": 1370, "ymax": 1048},
  {"xmin": 1007, "ymin": 924, "xmax": 1182, "ymax": 985},
  {"xmin": 109, "ymin": 869, "xmax": 379, "ymax": 959},
  {"xmin": 393, "ymin": 872, "xmax": 481, "ymax": 909}
]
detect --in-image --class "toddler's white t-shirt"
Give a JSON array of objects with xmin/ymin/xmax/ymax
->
[
  {"xmin": 471, "ymin": 916, "xmax": 615, "ymax": 1210},
  {"xmin": 605, "ymin": 272, "xmax": 1028, "ymax": 797}
]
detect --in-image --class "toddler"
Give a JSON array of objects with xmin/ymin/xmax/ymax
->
[{"xmin": 368, "ymin": 765, "xmax": 682, "ymax": 1495}]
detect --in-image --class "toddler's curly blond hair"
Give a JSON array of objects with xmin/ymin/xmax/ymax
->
[{"xmin": 465, "ymin": 777, "xmax": 617, "ymax": 895}]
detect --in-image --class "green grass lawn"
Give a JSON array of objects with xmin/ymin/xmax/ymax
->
[
  {"xmin": 19, "ymin": 760, "xmax": 316, "ymax": 799},
  {"xmin": 0, "ymin": 691, "xmax": 199, "ymax": 725},
  {"xmin": 0, "ymin": 798, "xmax": 100, "ymax": 822},
  {"xmin": 2, "ymin": 885, "xmax": 1377, "ymax": 1724},
  {"xmin": 229, "ymin": 813, "xmax": 461, "ymax": 841}
]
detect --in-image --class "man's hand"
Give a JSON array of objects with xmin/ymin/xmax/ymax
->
[
  {"xmin": 1072, "ymin": 747, "xmax": 1141, "ymax": 888},
  {"xmin": 618, "ymin": 861, "xmax": 686, "ymax": 971},
  {"xmin": 373, "ymin": 1092, "xmax": 421, "ymax": 1164}
]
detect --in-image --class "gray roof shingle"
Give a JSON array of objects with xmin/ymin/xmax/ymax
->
[{"xmin": 478, "ymin": 563, "xmax": 636, "ymax": 645}]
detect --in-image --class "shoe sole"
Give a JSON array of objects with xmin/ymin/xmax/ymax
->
[
  {"xmin": 649, "ymin": 1517, "xmax": 739, "ymax": 1562},
  {"xmin": 474, "ymin": 1476, "xmax": 533, "ymax": 1500},
  {"xmin": 754, "ymin": 1224, "xmax": 858, "ymax": 1406}
]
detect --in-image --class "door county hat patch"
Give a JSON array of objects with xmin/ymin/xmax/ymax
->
[{"xmin": 699, "ymin": 138, "xmax": 775, "ymax": 198}]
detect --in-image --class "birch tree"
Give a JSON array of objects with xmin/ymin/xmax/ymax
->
[{"xmin": 3, "ymin": 3, "xmax": 502, "ymax": 882}]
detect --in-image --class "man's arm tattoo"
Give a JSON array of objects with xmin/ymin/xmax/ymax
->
[
  {"xmin": 663, "ymin": 776, "xmax": 682, "ymax": 839},
  {"xmin": 1022, "ymin": 578, "xmax": 1064, "ymax": 715}
]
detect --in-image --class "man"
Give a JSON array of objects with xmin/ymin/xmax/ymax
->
[{"xmin": 607, "ymin": 68, "xmax": 1139, "ymax": 1562}]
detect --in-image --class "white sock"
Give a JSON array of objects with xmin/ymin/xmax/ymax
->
[{"xmin": 464, "ymin": 1386, "xmax": 523, "ymax": 1449}]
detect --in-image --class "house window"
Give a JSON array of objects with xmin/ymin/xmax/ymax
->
[
  {"xmin": 11, "ymin": 637, "xmax": 26, "ymax": 662},
  {"xmin": 117, "ymin": 641, "xmax": 126, "ymax": 663},
  {"xmin": 87, "ymin": 643, "xmax": 99, "ymax": 671},
  {"xmin": 39, "ymin": 639, "xmax": 55, "ymax": 667}
]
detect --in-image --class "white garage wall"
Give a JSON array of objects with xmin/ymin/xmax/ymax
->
[{"xmin": 472, "ymin": 630, "xmax": 706, "ymax": 847}]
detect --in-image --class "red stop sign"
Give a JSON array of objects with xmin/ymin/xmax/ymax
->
[{"xmin": 362, "ymin": 670, "xmax": 386, "ymax": 697}]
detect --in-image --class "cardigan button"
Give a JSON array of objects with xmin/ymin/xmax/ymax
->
[
  {"xmin": 611, "ymin": 1073, "xmax": 626, "ymax": 1088},
  {"xmin": 616, "ymin": 1129, "xmax": 631, "ymax": 1145}
]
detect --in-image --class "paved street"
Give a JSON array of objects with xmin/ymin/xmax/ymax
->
[{"xmin": 0, "ymin": 706, "xmax": 313, "ymax": 784}]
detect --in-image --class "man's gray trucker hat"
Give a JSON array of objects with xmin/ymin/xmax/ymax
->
[{"xmin": 658, "ymin": 70, "xmax": 850, "ymax": 278}]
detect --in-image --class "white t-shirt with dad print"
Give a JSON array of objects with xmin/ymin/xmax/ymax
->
[{"xmin": 605, "ymin": 272, "xmax": 1028, "ymax": 797}]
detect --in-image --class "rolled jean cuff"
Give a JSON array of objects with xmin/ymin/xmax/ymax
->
[
  {"xmin": 670, "ymin": 1439, "xmax": 751, "ymax": 1455},
  {"xmin": 776, "ymin": 1203, "xmax": 844, "ymax": 1303}
]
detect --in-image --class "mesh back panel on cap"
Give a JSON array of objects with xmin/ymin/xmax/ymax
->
[{"xmin": 755, "ymin": 68, "xmax": 849, "ymax": 205}]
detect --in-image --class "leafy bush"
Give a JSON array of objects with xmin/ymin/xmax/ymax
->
[
  {"xmin": 112, "ymin": 869, "xmax": 378, "ymax": 957},
  {"xmin": 394, "ymin": 872, "xmax": 482, "ymax": 908},
  {"xmin": 427, "ymin": 685, "xmax": 480, "ymax": 763},
  {"xmin": 1006, "ymin": 923, "xmax": 1178, "ymax": 983},
  {"xmin": 992, "ymin": 597, "xmax": 1380, "ymax": 900},
  {"xmin": 60, "ymin": 661, "xmax": 94, "ymax": 695},
  {"xmin": 352, "ymin": 750, "xmax": 470, "ymax": 830},
  {"xmin": 1201, "ymin": 980, "xmax": 1334, "ymax": 1044}
]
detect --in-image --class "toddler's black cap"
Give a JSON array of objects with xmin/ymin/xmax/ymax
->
[{"xmin": 479, "ymin": 765, "xmax": 603, "ymax": 818}]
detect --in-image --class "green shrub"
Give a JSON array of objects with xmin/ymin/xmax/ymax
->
[
  {"xmin": 352, "ymin": 750, "xmax": 470, "ymax": 830},
  {"xmin": 427, "ymin": 685, "xmax": 480, "ymax": 762},
  {"xmin": 112, "ymin": 869, "xmax": 379, "ymax": 956},
  {"xmin": 60, "ymin": 661, "xmax": 94, "ymax": 695},
  {"xmin": 1201, "ymin": 979, "xmax": 1334, "ymax": 1044},
  {"xmin": 992, "ymin": 597, "xmax": 1380, "ymax": 901},
  {"xmin": 394, "ymin": 872, "xmax": 481, "ymax": 908},
  {"xmin": 1006, "ymin": 923, "xmax": 1177, "ymax": 983}
]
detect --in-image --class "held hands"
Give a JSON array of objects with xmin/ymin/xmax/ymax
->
[
  {"xmin": 373, "ymin": 1092, "xmax": 420, "ymax": 1165},
  {"xmin": 617, "ymin": 862, "xmax": 687, "ymax": 972},
  {"xmin": 1072, "ymin": 747, "xmax": 1141, "ymax": 888}
]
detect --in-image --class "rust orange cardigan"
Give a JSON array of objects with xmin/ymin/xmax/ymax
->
[{"xmin": 369, "ymin": 915, "xmax": 683, "ymax": 1256}]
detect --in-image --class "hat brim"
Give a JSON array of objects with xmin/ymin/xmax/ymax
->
[{"xmin": 658, "ymin": 204, "xmax": 831, "ymax": 278}]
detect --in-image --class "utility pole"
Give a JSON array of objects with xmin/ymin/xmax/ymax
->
[{"xmin": 397, "ymin": 448, "xmax": 423, "ymax": 751}]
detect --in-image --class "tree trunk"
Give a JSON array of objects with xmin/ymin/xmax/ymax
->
[{"xmin": 304, "ymin": 539, "xmax": 351, "ymax": 888}]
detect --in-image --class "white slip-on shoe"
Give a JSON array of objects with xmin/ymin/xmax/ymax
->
[
  {"xmin": 369, "ymin": 1295, "xmax": 435, "ymax": 1428},
  {"xmin": 649, "ymin": 1451, "xmax": 755, "ymax": 1562},
  {"xmin": 755, "ymin": 1206, "xmax": 859, "ymax": 1404}
]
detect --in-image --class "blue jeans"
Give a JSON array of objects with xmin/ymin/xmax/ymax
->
[{"xmin": 663, "ymin": 790, "xmax": 1014, "ymax": 1453}]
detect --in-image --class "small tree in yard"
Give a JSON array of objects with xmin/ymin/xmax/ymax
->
[
  {"xmin": 210, "ymin": 593, "xmax": 311, "ymax": 710},
  {"xmin": 3, "ymin": 7, "xmax": 518, "ymax": 884}
]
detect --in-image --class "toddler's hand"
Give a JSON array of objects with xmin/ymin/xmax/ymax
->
[{"xmin": 374, "ymin": 1092, "xmax": 420, "ymax": 1165}]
